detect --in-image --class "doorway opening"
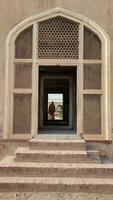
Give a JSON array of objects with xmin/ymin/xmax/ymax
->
[
  {"xmin": 39, "ymin": 66, "xmax": 77, "ymax": 132},
  {"xmin": 48, "ymin": 93, "xmax": 63, "ymax": 121}
]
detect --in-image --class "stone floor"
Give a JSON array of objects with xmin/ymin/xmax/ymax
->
[
  {"xmin": 0, "ymin": 192, "xmax": 113, "ymax": 200},
  {"xmin": 37, "ymin": 132, "xmax": 76, "ymax": 139}
]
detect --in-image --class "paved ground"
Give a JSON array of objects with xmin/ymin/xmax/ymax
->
[{"xmin": 0, "ymin": 193, "xmax": 113, "ymax": 200}]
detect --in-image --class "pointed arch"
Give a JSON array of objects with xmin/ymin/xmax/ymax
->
[{"xmin": 4, "ymin": 8, "xmax": 111, "ymax": 140}]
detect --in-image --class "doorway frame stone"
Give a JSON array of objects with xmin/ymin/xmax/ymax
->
[{"xmin": 39, "ymin": 74, "xmax": 74, "ymax": 130}]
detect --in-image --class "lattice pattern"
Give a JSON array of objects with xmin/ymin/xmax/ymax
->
[{"xmin": 38, "ymin": 17, "xmax": 79, "ymax": 59}]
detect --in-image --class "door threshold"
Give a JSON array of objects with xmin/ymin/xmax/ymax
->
[
  {"xmin": 37, "ymin": 130, "xmax": 79, "ymax": 140},
  {"xmin": 38, "ymin": 129, "xmax": 75, "ymax": 134},
  {"xmin": 40, "ymin": 126, "xmax": 73, "ymax": 130},
  {"xmin": 36, "ymin": 132, "xmax": 81, "ymax": 140}
]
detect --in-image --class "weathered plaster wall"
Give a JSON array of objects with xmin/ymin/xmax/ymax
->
[{"xmin": 0, "ymin": 0, "xmax": 113, "ymax": 141}]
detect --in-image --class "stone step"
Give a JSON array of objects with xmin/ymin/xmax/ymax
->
[
  {"xmin": 14, "ymin": 147, "xmax": 89, "ymax": 163},
  {"xmin": 29, "ymin": 138, "xmax": 86, "ymax": 151},
  {"xmin": 87, "ymin": 150, "xmax": 101, "ymax": 164},
  {"xmin": 87, "ymin": 150, "xmax": 100, "ymax": 157},
  {"xmin": 0, "ymin": 176, "xmax": 113, "ymax": 193},
  {"xmin": 0, "ymin": 156, "xmax": 112, "ymax": 177}
]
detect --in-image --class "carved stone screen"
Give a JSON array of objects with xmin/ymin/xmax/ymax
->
[
  {"xmin": 38, "ymin": 16, "xmax": 79, "ymax": 59},
  {"xmin": 13, "ymin": 94, "xmax": 31, "ymax": 133},
  {"xmin": 14, "ymin": 63, "xmax": 32, "ymax": 88},
  {"xmin": 84, "ymin": 64, "xmax": 101, "ymax": 89},
  {"xmin": 15, "ymin": 26, "xmax": 33, "ymax": 58},
  {"xmin": 83, "ymin": 95, "xmax": 101, "ymax": 134},
  {"xmin": 84, "ymin": 27, "xmax": 101, "ymax": 59}
]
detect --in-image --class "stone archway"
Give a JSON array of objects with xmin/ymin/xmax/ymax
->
[{"xmin": 4, "ymin": 8, "xmax": 111, "ymax": 140}]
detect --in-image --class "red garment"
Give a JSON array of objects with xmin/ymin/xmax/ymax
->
[
  {"xmin": 49, "ymin": 103, "xmax": 55, "ymax": 115},
  {"xmin": 49, "ymin": 103, "xmax": 55, "ymax": 119}
]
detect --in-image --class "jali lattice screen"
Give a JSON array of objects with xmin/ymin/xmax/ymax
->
[{"xmin": 38, "ymin": 16, "xmax": 79, "ymax": 59}]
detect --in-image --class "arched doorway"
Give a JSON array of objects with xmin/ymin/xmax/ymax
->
[{"xmin": 4, "ymin": 8, "xmax": 111, "ymax": 140}]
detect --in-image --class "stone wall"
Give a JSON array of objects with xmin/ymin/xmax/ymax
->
[{"xmin": 0, "ymin": 110, "xmax": 3, "ymax": 136}]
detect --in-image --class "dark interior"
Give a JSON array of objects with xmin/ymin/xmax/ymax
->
[
  {"xmin": 39, "ymin": 66, "xmax": 77, "ymax": 130},
  {"xmin": 44, "ymin": 78, "xmax": 69, "ymax": 126}
]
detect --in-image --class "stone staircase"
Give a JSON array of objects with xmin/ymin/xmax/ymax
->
[{"xmin": 0, "ymin": 137, "xmax": 113, "ymax": 193}]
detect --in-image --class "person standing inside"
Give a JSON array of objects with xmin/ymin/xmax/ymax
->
[{"xmin": 49, "ymin": 102, "xmax": 55, "ymax": 120}]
